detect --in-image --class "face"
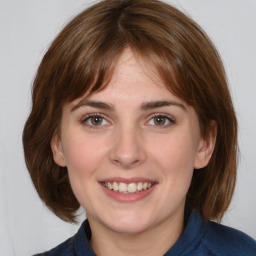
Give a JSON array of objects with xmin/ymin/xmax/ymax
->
[{"xmin": 52, "ymin": 48, "xmax": 215, "ymax": 235}]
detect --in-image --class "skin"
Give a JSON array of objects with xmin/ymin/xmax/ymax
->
[{"xmin": 51, "ymin": 48, "xmax": 216, "ymax": 256}]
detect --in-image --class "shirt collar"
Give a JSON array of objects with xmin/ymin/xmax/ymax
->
[
  {"xmin": 165, "ymin": 211, "xmax": 208, "ymax": 255},
  {"xmin": 73, "ymin": 219, "xmax": 95, "ymax": 256},
  {"xmin": 73, "ymin": 211, "xmax": 207, "ymax": 256}
]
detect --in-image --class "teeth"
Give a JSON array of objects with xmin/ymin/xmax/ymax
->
[
  {"xmin": 127, "ymin": 183, "xmax": 137, "ymax": 193},
  {"xmin": 113, "ymin": 182, "xmax": 118, "ymax": 192},
  {"xmin": 107, "ymin": 182, "xmax": 112, "ymax": 190},
  {"xmin": 103, "ymin": 181, "xmax": 153, "ymax": 194},
  {"xmin": 119, "ymin": 183, "xmax": 128, "ymax": 193},
  {"xmin": 137, "ymin": 182, "xmax": 143, "ymax": 191},
  {"xmin": 143, "ymin": 182, "xmax": 148, "ymax": 190}
]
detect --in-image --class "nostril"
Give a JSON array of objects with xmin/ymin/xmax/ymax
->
[
  {"xmin": 109, "ymin": 133, "xmax": 147, "ymax": 168},
  {"xmin": 111, "ymin": 158, "xmax": 144, "ymax": 169}
]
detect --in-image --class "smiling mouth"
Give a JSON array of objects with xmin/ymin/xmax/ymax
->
[{"xmin": 102, "ymin": 182, "xmax": 155, "ymax": 194}]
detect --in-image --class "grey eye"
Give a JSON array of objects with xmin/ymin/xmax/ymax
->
[
  {"xmin": 147, "ymin": 114, "xmax": 174, "ymax": 127},
  {"xmin": 153, "ymin": 116, "xmax": 167, "ymax": 125},
  {"xmin": 90, "ymin": 116, "xmax": 103, "ymax": 125},
  {"xmin": 82, "ymin": 114, "xmax": 109, "ymax": 126}
]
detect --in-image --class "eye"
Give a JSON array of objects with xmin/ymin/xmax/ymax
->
[
  {"xmin": 81, "ymin": 114, "xmax": 110, "ymax": 127},
  {"xmin": 147, "ymin": 114, "xmax": 175, "ymax": 127}
]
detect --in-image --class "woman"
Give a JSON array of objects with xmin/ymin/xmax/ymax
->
[{"xmin": 23, "ymin": 0, "xmax": 256, "ymax": 255}]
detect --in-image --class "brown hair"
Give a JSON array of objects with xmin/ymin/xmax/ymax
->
[{"xmin": 23, "ymin": 0, "xmax": 237, "ymax": 223}]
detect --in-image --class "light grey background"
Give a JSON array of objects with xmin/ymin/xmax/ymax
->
[{"xmin": 1, "ymin": 0, "xmax": 256, "ymax": 255}]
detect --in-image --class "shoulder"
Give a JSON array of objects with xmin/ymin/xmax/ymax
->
[
  {"xmin": 163, "ymin": 211, "xmax": 256, "ymax": 256},
  {"xmin": 32, "ymin": 220, "xmax": 95, "ymax": 256},
  {"xmin": 201, "ymin": 221, "xmax": 256, "ymax": 256},
  {"xmin": 33, "ymin": 236, "xmax": 74, "ymax": 256}
]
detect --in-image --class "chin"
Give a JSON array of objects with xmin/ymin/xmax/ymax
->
[
  {"xmin": 109, "ymin": 221, "xmax": 150, "ymax": 234},
  {"xmin": 101, "ymin": 211, "xmax": 155, "ymax": 234}
]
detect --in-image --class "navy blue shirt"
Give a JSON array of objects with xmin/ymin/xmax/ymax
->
[{"xmin": 34, "ymin": 211, "xmax": 256, "ymax": 255}]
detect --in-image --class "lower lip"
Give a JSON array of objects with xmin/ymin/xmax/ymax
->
[{"xmin": 101, "ymin": 184, "xmax": 156, "ymax": 203}]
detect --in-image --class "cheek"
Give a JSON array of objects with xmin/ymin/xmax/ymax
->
[
  {"xmin": 145, "ymin": 132, "xmax": 197, "ymax": 214},
  {"xmin": 62, "ymin": 134, "xmax": 106, "ymax": 177},
  {"xmin": 150, "ymin": 132, "xmax": 197, "ymax": 182},
  {"xmin": 61, "ymin": 134, "xmax": 108, "ymax": 208}
]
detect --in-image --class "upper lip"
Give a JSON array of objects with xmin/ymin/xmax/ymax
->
[{"xmin": 99, "ymin": 177, "xmax": 158, "ymax": 184}]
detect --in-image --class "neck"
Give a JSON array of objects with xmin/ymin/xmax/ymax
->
[{"xmin": 88, "ymin": 212, "xmax": 184, "ymax": 256}]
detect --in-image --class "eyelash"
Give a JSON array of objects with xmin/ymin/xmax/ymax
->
[
  {"xmin": 80, "ymin": 113, "xmax": 175, "ymax": 129},
  {"xmin": 81, "ymin": 113, "xmax": 110, "ymax": 129},
  {"xmin": 148, "ymin": 114, "xmax": 175, "ymax": 127}
]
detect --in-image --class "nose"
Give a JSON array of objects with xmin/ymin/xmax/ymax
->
[{"xmin": 109, "ymin": 125, "xmax": 147, "ymax": 169}]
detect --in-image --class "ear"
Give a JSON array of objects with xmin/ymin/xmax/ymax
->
[
  {"xmin": 194, "ymin": 121, "xmax": 217, "ymax": 169},
  {"xmin": 51, "ymin": 133, "xmax": 66, "ymax": 167}
]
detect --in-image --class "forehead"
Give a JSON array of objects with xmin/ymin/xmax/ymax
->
[{"xmin": 70, "ymin": 48, "xmax": 185, "ymax": 108}]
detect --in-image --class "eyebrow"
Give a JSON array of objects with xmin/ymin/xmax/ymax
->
[
  {"xmin": 71, "ymin": 99, "xmax": 186, "ymax": 112},
  {"xmin": 140, "ymin": 100, "xmax": 186, "ymax": 111},
  {"xmin": 71, "ymin": 99, "xmax": 115, "ymax": 111}
]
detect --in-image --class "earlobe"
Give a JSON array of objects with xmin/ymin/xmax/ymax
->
[
  {"xmin": 194, "ymin": 121, "xmax": 217, "ymax": 169},
  {"xmin": 51, "ymin": 133, "xmax": 66, "ymax": 167}
]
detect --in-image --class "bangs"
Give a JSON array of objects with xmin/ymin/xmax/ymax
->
[
  {"xmin": 45, "ymin": 0, "xmax": 190, "ymax": 106},
  {"xmin": 48, "ymin": 33, "xmax": 125, "ymax": 105}
]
